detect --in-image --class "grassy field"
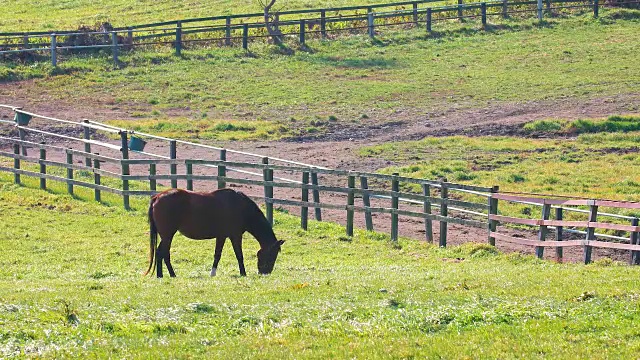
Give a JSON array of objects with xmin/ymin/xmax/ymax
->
[
  {"xmin": 360, "ymin": 124, "xmax": 640, "ymax": 203},
  {"xmin": 2, "ymin": 12, "xmax": 639, "ymax": 135},
  {"xmin": 0, "ymin": 0, "xmax": 458, "ymax": 32},
  {"xmin": 2, "ymin": 172, "xmax": 640, "ymax": 358}
]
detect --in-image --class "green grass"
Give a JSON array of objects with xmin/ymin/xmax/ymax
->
[
  {"xmin": 2, "ymin": 171, "xmax": 640, "ymax": 358},
  {"xmin": 360, "ymin": 132, "xmax": 640, "ymax": 207},
  {"xmin": 105, "ymin": 118, "xmax": 291, "ymax": 141},
  {"xmin": 524, "ymin": 115, "xmax": 640, "ymax": 134},
  {"xmin": 2, "ymin": 12, "xmax": 639, "ymax": 130},
  {"xmin": 0, "ymin": 0, "xmax": 456, "ymax": 32}
]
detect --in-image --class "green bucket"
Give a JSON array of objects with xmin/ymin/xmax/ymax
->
[
  {"xmin": 14, "ymin": 112, "xmax": 32, "ymax": 126},
  {"xmin": 128, "ymin": 136, "xmax": 147, "ymax": 152}
]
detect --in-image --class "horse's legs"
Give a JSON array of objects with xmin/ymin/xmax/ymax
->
[
  {"xmin": 156, "ymin": 234, "xmax": 176, "ymax": 278},
  {"xmin": 210, "ymin": 237, "xmax": 226, "ymax": 277},
  {"xmin": 230, "ymin": 236, "xmax": 246, "ymax": 276},
  {"xmin": 164, "ymin": 247, "xmax": 176, "ymax": 278}
]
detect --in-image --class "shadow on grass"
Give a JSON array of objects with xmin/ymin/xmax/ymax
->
[{"xmin": 366, "ymin": 19, "xmax": 560, "ymax": 47}]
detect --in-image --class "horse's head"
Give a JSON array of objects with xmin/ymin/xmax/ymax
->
[{"xmin": 257, "ymin": 240, "xmax": 285, "ymax": 274}]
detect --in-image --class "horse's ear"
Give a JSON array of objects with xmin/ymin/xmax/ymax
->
[{"xmin": 277, "ymin": 240, "xmax": 285, "ymax": 246}]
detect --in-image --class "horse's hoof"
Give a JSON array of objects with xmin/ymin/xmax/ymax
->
[{"xmin": 210, "ymin": 268, "xmax": 217, "ymax": 277}]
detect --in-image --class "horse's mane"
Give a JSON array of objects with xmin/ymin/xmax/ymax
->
[{"xmin": 236, "ymin": 191, "xmax": 277, "ymax": 245}]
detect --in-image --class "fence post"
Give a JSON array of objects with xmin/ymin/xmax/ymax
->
[
  {"xmin": 111, "ymin": 31, "xmax": 119, "ymax": 67},
  {"xmin": 83, "ymin": 120, "xmax": 91, "ymax": 166},
  {"xmin": 413, "ymin": 2, "xmax": 419, "ymax": 24},
  {"xmin": 546, "ymin": 0, "xmax": 551, "ymax": 12},
  {"xmin": 367, "ymin": 9, "xmax": 375, "ymax": 38},
  {"xmin": 458, "ymin": 0, "xmax": 464, "ymax": 22},
  {"xmin": 301, "ymin": 171, "xmax": 310, "ymax": 230},
  {"xmin": 15, "ymin": 108, "xmax": 27, "ymax": 156},
  {"xmin": 66, "ymin": 150, "xmax": 74, "ymax": 196},
  {"xmin": 175, "ymin": 21, "xmax": 182, "ymax": 56},
  {"xmin": 536, "ymin": 204, "xmax": 551, "ymax": 259},
  {"xmin": 555, "ymin": 207, "xmax": 564, "ymax": 262},
  {"xmin": 481, "ymin": 3, "xmax": 487, "ymax": 28},
  {"xmin": 242, "ymin": 24, "xmax": 249, "ymax": 50},
  {"xmin": 186, "ymin": 161, "xmax": 193, "ymax": 191},
  {"xmin": 426, "ymin": 8, "xmax": 432, "ymax": 32},
  {"xmin": 311, "ymin": 171, "xmax": 322, "ymax": 221},
  {"xmin": 360, "ymin": 176, "xmax": 374, "ymax": 231},
  {"xmin": 391, "ymin": 173, "xmax": 400, "ymax": 242},
  {"xmin": 321, "ymin": 9, "xmax": 327, "ymax": 39},
  {"xmin": 347, "ymin": 174, "xmax": 355, "ymax": 237},
  {"xmin": 218, "ymin": 149, "xmax": 226, "ymax": 189},
  {"xmin": 439, "ymin": 180, "xmax": 448, "ymax": 247},
  {"xmin": 537, "ymin": 0, "xmax": 543, "ymax": 21},
  {"xmin": 120, "ymin": 131, "xmax": 130, "ymax": 210},
  {"xmin": 18, "ymin": 127, "xmax": 27, "ymax": 156},
  {"xmin": 593, "ymin": 0, "xmax": 599, "ymax": 18},
  {"xmin": 127, "ymin": 27, "xmax": 133, "ymax": 45},
  {"xmin": 488, "ymin": 186, "xmax": 499, "ymax": 246},
  {"xmin": 170, "ymin": 140, "xmax": 177, "ymax": 189},
  {"xmin": 149, "ymin": 163, "xmax": 156, "ymax": 192},
  {"xmin": 584, "ymin": 202, "xmax": 598, "ymax": 264},
  {"xmin": 422, "ymin": 183, "xmax": 433, "ymax": 242},
  {"xmin": 23, "ymin": 34, "xmax": 29, "ymax": 49},
  {"xmin": 629, "ymin": 217, "xmax": 639, "ymax": 265},
  {"xmin": 225, "ymin": 17, "xmax": 232, "ymax": 46},
  {"xmin": 502, "ymin": 0, "xmax": 509, "ymax": 18},
  {"xmin": 300, "ymin": 19, "xmax": 306, "ymax": 44},
  {"xmin": 93, "ymin": 157, "xmax": 101, "ymax": 202},
  {"xmin": 262, "ymin": 157, "xmax": 273, "ymax": 225},
  {"xmin": 51, "ymin": 34, "xmax": 57, "ymax": 67},
  {"xmin": 13, "ymin": 144, "xmax": 20, "ymax": 184},
  {"xmin": 39, "ymin": 146, "xmax": 46, "ymax": 190}
]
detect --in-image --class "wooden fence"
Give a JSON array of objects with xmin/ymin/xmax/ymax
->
[
  {"xmin": 0, "ymin": 137, "xmax": 493, "ymax": 246},
  {"xmin": 1, "ymin": 0, "xmax": 632, "ymax": 67},
  {"xmin": 0, "ymin": 105, "xmax": 494, "ymax": 247},
  {"xmin": 489, "ymin": 194, "xmax": 640, "ymax": 264},
  {"xmin": 2, "ymin": 105, "xmax": 640, "ymax": 265}
]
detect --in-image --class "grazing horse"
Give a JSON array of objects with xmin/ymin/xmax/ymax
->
[{"xmin": 144, "ymin": 188, "xmax": 285, "ymax": 278}]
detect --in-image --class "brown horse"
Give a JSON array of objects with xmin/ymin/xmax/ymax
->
[{"xmin": 144, "ymin": 188, "xmax": 285, "ymax": 278}]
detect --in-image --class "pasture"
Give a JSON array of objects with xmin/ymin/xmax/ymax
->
[
  {"xmin": 361, "ymin": 123, "xmax": 640, "ymax": 202},
  {"xmin": 2, "ymin": 175, "xmax": 640, "ymax": 358},
  {"xmin": 2, "ymin": 12, "xmax": 640, "ymax": 139},
  {"xmin": 2, "ymin": 0, "xmax": 640, "ymax": 358},
  {"xmin": 2, "ymin": 0, "xmax": 438, "ymax": 32}
]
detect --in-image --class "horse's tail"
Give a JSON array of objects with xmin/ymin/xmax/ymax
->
[{"xmin": 143, "ymin": 197, "xmax": 158, "ymax": 276}]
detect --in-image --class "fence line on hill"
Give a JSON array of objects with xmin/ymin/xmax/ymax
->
[
  {"xmin": 1, "ymin": 105, "xmax": 640, "ymax": 264},
  {"xmin": 2, "ymin": 0, "xmax": 635, "ymax": 67}
]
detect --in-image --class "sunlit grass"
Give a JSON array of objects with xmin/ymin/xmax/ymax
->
[
  {"xmin": 0, "ymin": 0, "xmax": 458, "ymax": 32},
  {"xmin": 105, "ymin": 118, "xmax": 291, "ymax": 141},
  {"xmin": 1, "ymin": 171, "xmax": 640, "ymax": 358}
]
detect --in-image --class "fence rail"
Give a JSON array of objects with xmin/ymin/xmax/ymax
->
[
  {"xmin": 2, "ymin": 0, "xmax": 632, "ymax": 67},
  {"xmin": 2, "ymin": 105, "xmax": 640, "ymax": 265},
  {"xmin": 0, "ymin": 105, "xmax": 494, "ymax": 248}
]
